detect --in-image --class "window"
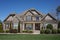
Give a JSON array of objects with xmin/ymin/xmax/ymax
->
[
  {"xmin": 36, "ymin": 16, "xmax": 39, "ymax": 21},
  {"xmin": 26, "ymin": 16, "xmax": 32, "ymax": 21},
  {"xmin": 25, "ymin": 24, "xmax": 33, "ymax": 30},
  {"xmin": 13, "ymin": 23, "xmax": 18, "ymax": 29},
  {"xmin": 5, "ymin": 23, "xmax": 9, "ymax": 29}
]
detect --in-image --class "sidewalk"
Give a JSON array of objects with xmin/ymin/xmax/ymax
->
[{"xmin": 0, "ymin": 33, "xmax": 40, "ymax": 34}]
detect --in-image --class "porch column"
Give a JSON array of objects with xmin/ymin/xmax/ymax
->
[
  {"xmin": 33, "ymin": 23, "xmax": 35, "ymax": 32},
  {"xmin": 2, "ymin": 23, "xmax": 6, "ymax": 32},
  {"xmin": 40, "ymin": 23, "xmax": 43, "ymax": 30},
  {"xmin": 23, "ymin": 23, "xmax": 24, "ymax": 30}
]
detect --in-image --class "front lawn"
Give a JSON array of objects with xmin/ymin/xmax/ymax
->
[{"xmin": 0, "ymin": 34, "xmax": 60, "ymax": 40}]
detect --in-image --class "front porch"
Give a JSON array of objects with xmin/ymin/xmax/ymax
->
[
  {"xmin": 22, "ymin": 23, "xmax": 41, "ymax": 33},
  {"xmin": 3, "ymin": 22, "xmax": 41, "ymax": 34}
]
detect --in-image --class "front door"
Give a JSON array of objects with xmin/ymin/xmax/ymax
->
[
  {"xmin": 35, "ymin": 23, "xmax": 40, "ymax": 30},
  {"xmin": 34, "ymin": 23, "xmax": 40, "ymax": 34}
]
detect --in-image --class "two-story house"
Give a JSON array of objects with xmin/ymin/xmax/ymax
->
[{"xmin": 3, "ymin": 8, "xmax": 58, "ymax": 34}]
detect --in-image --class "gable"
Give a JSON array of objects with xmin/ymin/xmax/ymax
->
[
  {"xmin": 32, "ymin": 11, "xmax": 37, "ymax": 14},
  {"xmin": 24, "ymin": 9, "xmax": 43, "ymax": 18},
  {"xmin": 25, "ymin": 11, "xmax": 33, "ymax": 16},
  {"xmin": 12, "ymin": 16, "xmax": 19, "ymax": 23},
  {"xmin": 30, "ymin": 9, "xmax": 43, "ymax": 17},
  {"xmin": 31, "ymin": 10, "xmax": 40, "ymax": 15},
  {"xmin": 7, "ymin": 16, "xmax": 13, "ymax": 21},
  {"xmin": 45, "ymin": 15, "xmax": 53, "ymax": 20},
  {"xmin": 41, "ymin": 13, "xmax": 57, "ymax": 21},
  {"xmin": 4, "ymin": 14, "xmax": 16, "ymax": 22}
]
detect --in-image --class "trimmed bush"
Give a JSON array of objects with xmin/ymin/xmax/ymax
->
[
  {"xmin": 45, "ymin": 29, "xmax": 51, "ymax": 34},
  {"xmin": 10, "ymin": 29, "xmax": 17, "ymax": 33},
  {"xmin": 52, "ymin": 29, "xmax": 57, "ymax": 34},
  {"xmin": 41, "ymin": 27, "xmax": 44, "ymax": 30},
  {"xmin": 22, "ymin": 30, "xmax": 33, "ymax": 33},
  {"xmin": 40, "ymin": 29, "xmax": 45, "ymax": 34},
  {"xmin": 0, "ymin": 22, "xmax": 3, "ymax": 33},
  {"xmin": 0, "ymin": 29, "xmax": 3, "ymax": 33},
  {"xmin": 6, "ymin": 30, "xmax": 9, "ymax": 33},
  {"xmin": 22, "ymin": 30, "xmax": 27, "ymax": 33},
  {"xmin": 46, "ymin": 24, "xmax": 53, "ymax": 30},
  {"xmin": 28, "ymin": 30, "xmax": 33, "ymax": 33},
  {"xmin": 57, "ymin": 28, "xmax": 60, "ymax": 34}
]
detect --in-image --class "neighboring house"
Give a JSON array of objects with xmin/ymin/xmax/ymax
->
[{"xmin": 3, "ymin": 8, "xmax": 58, "ymax": 34}]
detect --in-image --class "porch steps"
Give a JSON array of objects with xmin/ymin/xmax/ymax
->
[{"xmin": 33, "ymin": 30, "xmax": 40, "ymax": 34}]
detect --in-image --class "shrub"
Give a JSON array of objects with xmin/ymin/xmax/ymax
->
[
  {"xmin": 10, "ymin": 29, "xmax": 17, "ymax": 33},
  {"xmin": 52, "ymin": 29, "xmax": 57, "ymax": 34},
  {"xmin": 22, "ymin": 30, "xmax": 27, "ymax": 33},
  {"xmin": 0, "ymin": 25, "xmax": 2, "ymax": 30},
  {"xmin": 28, "ymin": 30, "xmax": 33, "ymax": 33},
  {"xmin": 41, "ymin": 27, "xmax": 44, "ymax": 30},
  {"xmin": 0, "ymin": 22, "xmax": 3, "ymax": 33},
  {"xmin": 40, "ymin": 29, "xmax": 45, "ymax": 34},
  {"xmin": 22, "ymin": 30, "xmax": 33, "ymax": 33},
  {"xmin": 6, "ymin": 30, "xmax": 9, "ymax": 33},
  {"xmin": 0, "ymin": 29, "xmax": 3, "ymax": 33},
  {"xmin": 57, "ymin": 28, "xmax": 60, "ymax": 34},
  {"xmin": 46, "ymin": 24, "xmax": 53, "ymax": 30},
  {"xmin": 45, "ymin": 29, "xmax": 51, "ymax": 34}
]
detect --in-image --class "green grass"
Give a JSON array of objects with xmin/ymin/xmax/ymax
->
[{"xmin": 0, "ymin": 34, "xmax": 60, "ymax": 40}]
